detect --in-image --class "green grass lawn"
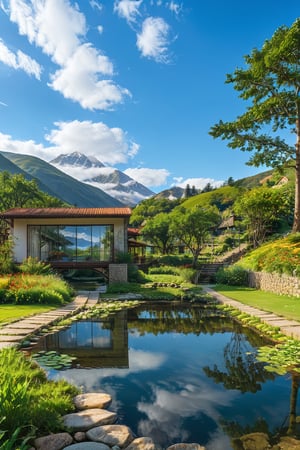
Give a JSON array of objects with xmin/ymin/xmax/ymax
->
[
  {"xmin": 214, "ymin": 284, "xmax": 300, "ymax": 321},
  {"xmin": 0, "ymin": 304, "xmax": 55, "ymax": 326}
]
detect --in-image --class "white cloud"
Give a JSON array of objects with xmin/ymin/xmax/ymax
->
[
  {"xmin": 49, "ymin": 44, "xmax": 130, "ymax": 110},
  {"xmin": 167, "ymin": 1, "xmax": 182, "ymax": 15},
  {"xmin": 6, "ymin": 0, "xmax": 129, "ymax": 110},
  {"xmin": 46, "ymin": 120, "xmax": 139, "ymax": 164},
  {"xmin": 0, "ymin": 132, "xmax": 49, "ymax": 160},
  {"xmin": 0, "ymin": 100, "xmax": 8, "ymax": 107},
  {"xmin": 114, "ymin": 0, "xmax": 142, "ymax": 24},
  {"xmin": 173, "ymin": 177, "xmax": 224, "ymax": 190},
  {"xmin": 137, "ymin": 16, "xmax": 171, "ymax": 63},
  {"xmin": 97, "ymin": 25, "xmax": 104, "ymax": 34},
  {"xmin": 90, "ymin": 0, "xmax": 103, "ymax": 12},
  {"xmin": 124, "ymin": 167, "xmax": 169, "ymax": 187},
  {"xmin": 0, "ymin": 120, "xmax": 140, "ymax": 165},
  {"xmin": 0, "ymin": 39, "xmax": 42, "ymax": 79}
]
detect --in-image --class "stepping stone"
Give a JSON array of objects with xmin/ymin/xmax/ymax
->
[
  {"xmin": 74, "ymin": 393, "xmax": 112, "ymax": 410},
  {"xmin": 1, "ymin": 327, "xmax": 36, "ymax": 334},
  {"xmin": 167, "ymin": 445, "xmax": 205, "ymax": 450},
  {"xmin": 0, "ymin": 335, "xmax": 23, "ymax": 342},
  {"xmin": 63, "ymin": 408, "xmax": 117, "ymax": 431},
  {"xmin": 34, "ymin": 432, "xmax": 73, "ymax": 450},
  {"xmin": 64, "ymin": 443, "xmax": 110, "ymax": 450},
  {"xmin": 124, "ymin": 437, "xmax": 159, "ymax": 450},
  {"xmin": 86, "ymin": 424, "xmax": 134, "ymax": 447}
]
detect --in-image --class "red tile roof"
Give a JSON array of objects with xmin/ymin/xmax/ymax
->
[{"xmin": 1, "ymin": 207, "xmax": 132, "ymax": 219}]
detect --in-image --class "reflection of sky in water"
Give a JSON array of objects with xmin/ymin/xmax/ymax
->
[{"xmin": 52, "ymin": 319, "xmax": 292, "ymax": 449}]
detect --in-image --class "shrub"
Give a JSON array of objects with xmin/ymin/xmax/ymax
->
[
  {"xmin": 0, "ymin": 238, "xmax": 14, "ymax": 274},
  {"xmin": 216, "ymin": 265, "xmax": 249, "ymax": 286},
  {"xmin": 19, "ymin": 257, "xmax": 53, "ymax": 275},
  {"xmin": 2, "ymin": 274, "xmax": 74, "ymax": 305},
  {"xmin": 0, "ymin": 348, "xmax": 79, "ymax": 444},
  {"xmin": 149, "ymin": 265, "xmax": 180, "ymax": 275}
]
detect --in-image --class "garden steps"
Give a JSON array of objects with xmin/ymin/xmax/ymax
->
[
  {"xmin": 0, "ymin": 290, "xmax": 99, "ymax": 349},
  {"xmin": 203, "ymin": 286, "xmax": 300, "ymax": 340}
]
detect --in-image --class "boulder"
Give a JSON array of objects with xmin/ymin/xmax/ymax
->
[
  {"xmin": 63, "ymin": 408, "xmax": 117, "ymax": 431},
  {"xmin": 64, "ymin": 443, "xmax": 110, "ymax": 450},
  {"xmin": 86, "ymin": 424, "xmax": 134, "ymax": 448},
  {"xmin": 74, "ymin": 393, "xmax": 112, "ymax": 410},
  {"xmin": 276, "ymin": 436, "xmax": 300, "ymax": 449},
  {"xmin": 233, "ymin": 432, "xmax": 271, "ymax": 450},
  {"xmin": 124, "ymin": 437, "xmax": 160, "ymax": 450},
  {"xmin": 167, "ymin": 445, "xmax": 205, "ymax": 450},
  {"xmin": 34, "ymin": 432, "xmax": 73, "ymax": 450}
]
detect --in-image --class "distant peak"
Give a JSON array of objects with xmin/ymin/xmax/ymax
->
[{"xmin": 50, "ymin": 152, "xmax": 105, "ymax": 168}]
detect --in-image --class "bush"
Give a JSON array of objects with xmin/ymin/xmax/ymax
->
[
  {"xmin": 19, "ymin": 257, "xmax": 53, "ymax": 275},
  {"xmin": 0, "ymin": 348, "xmax": 79, "ymax": 444},
  {"xmin": 2, "ymin": 274, "xmax": 74, "ymax": 305},
  {"xmin": 148, "ymin": 265, "xmax": 180, "ymax": 275},
  {"xmin": 239, "ymin": 234, "xmax": 300, "ymax": 276},
  {"xmin": 216, "ymin": 265, "xmax": 249, "ymax": 286}
]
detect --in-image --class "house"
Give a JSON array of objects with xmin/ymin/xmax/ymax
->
[{"xmin": 1, "ymin": 207, "xmax": 132, "ymax": 282}]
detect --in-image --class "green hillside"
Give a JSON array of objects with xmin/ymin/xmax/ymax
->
[
  {"xmin": 0, "ymin": 152, "xmax": 63, "ymax": 200},
  {"xmin": 0, "ymin": 151, "xmax": 123, "ymax": 207},
  {"xmin": 181, "ymin": 185, "xmax": 243, "ymax": 211}
]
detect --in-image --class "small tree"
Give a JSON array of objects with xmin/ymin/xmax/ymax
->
[
  {"xmin": 234, "ymin": 187, "xmax": 291, "ymax": 247},
  {"xmin": 141, "ymin": 213, "xmax": 175, "ymax": 254},
  {"xmin": 170, "ymin": 206, "xmax": 221, "ymax": 268}
]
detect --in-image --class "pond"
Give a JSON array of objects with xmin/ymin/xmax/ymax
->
[{"xmin": 32, "ymin": 303, "xmax": 298, "ymax": 449}]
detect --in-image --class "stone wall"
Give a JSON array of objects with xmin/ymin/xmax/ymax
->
[{"xmin": 248, "ymin": 271, "xmax": 300, "ymax": 297}]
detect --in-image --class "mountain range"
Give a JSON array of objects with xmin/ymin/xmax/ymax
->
[
  {"xmin": 50, "ymin": 152, "xmax": 154, "ymax": 206},
  {"xmin": 0, "ymin": 151, "xmax": 154, "ymax": 207}
]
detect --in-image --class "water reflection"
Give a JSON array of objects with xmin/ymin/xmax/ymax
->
[{"xmin": 35, "ymin": 303, "xmax": 300, "ymax": 449}]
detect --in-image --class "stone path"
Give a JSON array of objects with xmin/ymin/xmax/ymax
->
[
  {"xmin": 203, "ymin": 285, "xmax": 300, "ymax": 340},
  {"xmin": 0, "ymin": 289, "xmax": 101, "ymax": 350}
]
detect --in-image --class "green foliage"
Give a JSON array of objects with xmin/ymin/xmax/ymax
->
[
  {"xmin": 234, "ymin": 186, "xmax": 292, "ymax": 247},
  {"xmin": 170, "ymin": 205, "xmax": 221, "ymax": 268},
  {"xmin": 2, "ymin": 274, "xmax": 73, "ymax": 305},
  {"xmin": 32, "ymin": 351, "xmax": 77, "ymax": 370},
  {"xmin": 148, "ymin": 265, "xmax": 181, "ymax": 275},
  {"xmin": 107, "ymin": 282, "xmax": 141, "ymax": 294},
  {"xmin": 0, "ymin": 347, "xmax": 79, "ymax": 444},
  {"xmin": 239, "ymin": 234, "xmax": 300, "ymax": 276},
  {"xmin": 19, "ymin": 257, "xmax": 53, "ymax": 275},
  {"xmin": 130, "ymin": 197, "xmax": 180, "ymax": 226},
  {"xmin": 0, "ymin": 171, "xmax": 65, "ymax": 212},
  {"xmin": 209, "ymin": 18, "xmax": 300, "ymax": 231},
  {"xmin": 141, "ymin": 212, "xmax": 175, "ymax": 254},
  {"xmin": 0, "ymin": 237, "xmax": 14, "ymax": 275},
  {"xmin": 216, "ymin": 265, "xmax": 249, "ymax": 286},
  {"xmin": 257, "ymin": 339, "xmax": 300, "ymax": 375}
]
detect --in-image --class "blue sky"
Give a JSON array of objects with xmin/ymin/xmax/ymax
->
[{"xmin": 0, "ymin": 1, "xmax": 299, "ymax": 193}]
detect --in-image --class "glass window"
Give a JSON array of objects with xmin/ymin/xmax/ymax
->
[{"xmin": 28, "ymin": 224, "xmax": 114, "ymax": 262}]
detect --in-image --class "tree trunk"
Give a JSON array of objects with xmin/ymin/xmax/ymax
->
[{"xmin": 292, "ymin": 113, "xmax": 300, "ymax": 232}]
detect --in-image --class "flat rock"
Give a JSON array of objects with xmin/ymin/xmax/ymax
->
[
  {"xmin": 124, "ymin": 437, "xmax": 160, "ymax": 450},
  {"xmin": 34, "ymin": 432, "xmax": 73, "ymax": 450},
  {"xmin": 86, "ymin": 424, "xmax": 134, "ymax": 448},
  {"xmin": 63, "ymin": 408, "xmax": 117, "ymax": 431},
  {"xmin": 234, "ymin": 432, "xmax": 270, "ymax": 450},
  {"xmin": 276, "ymin": 436, "xmax": 300, "ymax": 449},
  {"xmin": 74, "ymin": 393, "xmax": 112, "ymax": 410},
  {"xmin": 64, "ymin": 443, "xmax": 110, "ymax": 450},
  {"xmin": 167, "ymin": 445, "xmax": 205, "ymax": 450}
]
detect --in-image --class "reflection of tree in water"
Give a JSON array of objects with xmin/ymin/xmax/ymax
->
[
  {"xmin": 203, "ymin": 332, "xmax": 275, "ymax": 393},
  {"xmin": 221, "ymin": 376, "xmax": 300, "ymax": 449},
  {"xmin": 204, "ymin": 332, "xmax": 300, "ymax": 447}
]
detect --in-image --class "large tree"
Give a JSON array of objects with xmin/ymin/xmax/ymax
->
[{"xmin": 210, "ymin": 19, "xmax": 300, "ymax": 232}]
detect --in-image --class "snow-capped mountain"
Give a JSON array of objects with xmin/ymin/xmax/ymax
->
[{"xmin": 50, "ymin": 152, "xmax": 154, "ymax": 206}]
